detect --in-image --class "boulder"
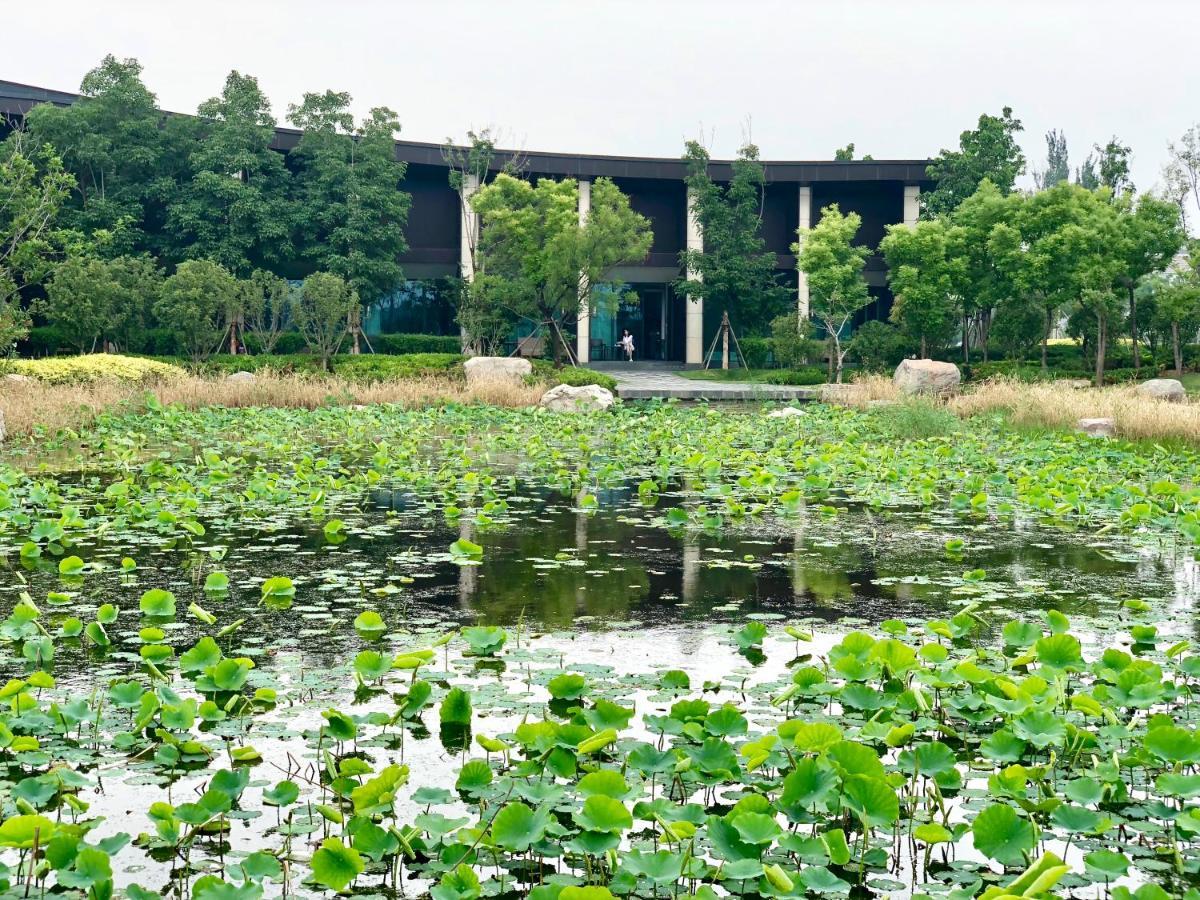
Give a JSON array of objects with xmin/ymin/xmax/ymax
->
[
  {"xmin": 819, "ymin": 383, "xmax": 857, "ymax": 404},
  {"xmin": 0, "ymin": 409, "xmax": 5, "ymax": 443},
  {"xmin": 893, "ymin": 359, "xmax": 961, "ymax": 396},
  {"xmin": 225, "ymin": 371, "xmax": 256, "ymax": 383},
  {"xmin": 1077, "ymin": 417, "xmax": 1116, "ymax": 438},
  {"xmin": 1134, "ymin": 378, "xmax": 1186, "ymax": 403},
  {"xmin": 539, "ymin": 383, "xmax": 615, "ymax": 412},
  {"xmin": 464, "ymin": 356, "xmax": 532, "ymax": 387},
  {"xmin": 3, "ymin": 373, "xmax": 29, "ymax": 384},
  {"xmin": 766, "ymin": 406, "xmax": 805, "ymax": 419}
]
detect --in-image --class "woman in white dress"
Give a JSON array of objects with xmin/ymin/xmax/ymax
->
[{"xmin": 618, "ymin": 329, "xmax": 635, "ymax": 361}]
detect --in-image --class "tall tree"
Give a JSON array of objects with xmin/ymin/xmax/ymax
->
[
  {"xmin": 880, "ymin": 218, "xmax": 966, "ymax": 356},
  {"xmin": 153, "ymin": 259, "xmax": 240, "ymax": 361},
  {"xmin": 168, "ymin": 71, "xmax": 293, "ymax": 275},
  {"xmin": 1033, "ymin": 129, "xmax": 1069, "ymax": 190},
  {"xmin": 23, "ymin": 55, "xmax": 194, "ymax": 258},
  {"xmin": 470, "ymin": 174, "xmax": 651, "ymax": 362},
  {"xmin": 1095, "ymin": 137, "xmax": 1133, "ymax": 195},
  {"xmin": 677, "ymin": 141, "xmax": 790, "ymax": 336},
  {"xmin": 1114, "ymin": 194, "xmax": 1185, "ymax": 372},
  {"xmin": 287, "ymin": 92, "xmax": 411, "ymax": 306},
  {"xmin": 1164, "ymin": 124, "xmax": 1200, "ymax": 230},
  {"xmin": 950, "ymin": 179, "xmax": 1023, "ymax": 362},
  {"xmin": 1147, "ymin": 270, "xmax": 1200, "ymax": 374},
  {"xmin": 923, "ymin": 107, "xmax": 1025, "ymax": 217},
  {"xmin": 1076, "ymin": 152, "xmax": 1100, "ymax": 190},
  {"xmin": 0, "ymin": 131, "xmax": 75, "ymax": 353},
  {"xmin": 795, "ymin": 204, "xmax": 869, "ymax": 383},
  {"xmin": 242, "ymin": 269, "xmax": 292, "ymax": 354},
  {"xmin": 42, "ymin": 255, "xmax": 160, "ymax": 352}
]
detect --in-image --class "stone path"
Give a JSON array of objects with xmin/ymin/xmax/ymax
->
[{"xmin": 603, "ymin": 368, "xmax": 820, "ymax": 401}]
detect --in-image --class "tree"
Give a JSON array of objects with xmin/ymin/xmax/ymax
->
[
  {"xmin": 242, "ymin": 269, "xmax": 292, "ymax": 354},
  {"xmin": 443, "ymin": 128, "xmax": 526, "ymax": 351},
  {"xmin": 1075, "ymin": 285, "xmax": 1124, "ymax": 386},
  {"xmin": 1033, "ymin": 129, "xmax": 1069, "ymax": 190},
  {"xmin": 676, "ymin": 141, "xmax": 790, "ymax": 337},
  {"xmin": 923, "ymin": 107, "xmax": 1025, "ymax": 217},
  {"xmin": 950, "ymin": 179, "xmax": 1023, "ymax": 362},
  {"xmin": 291, "ymin": 271, "xmax": 359, "ymax": 368},
  {"xmin": 1114, "ymin": 194, "xmax": 1184, "ymax": 372},
  {"xmin": 168, "ymin": 71, "xmax": 293, "ymax": 275},
  {"xmin": 880, "ymin": 218, "xmax": 966, "ymax": 357},
  {"xmin": 23, "ymin": 55, "xmax": 194, "ymax": 258},
  {"xmin": 42, "ymin": 254, "xmax": 160, "ymax": 352},
  {"xmin": 1095, "ymin": 137, "xmax": 1133, "ymax": 195},
  {"xmin": 287, "ymin": 93, "xmax": 411, "ymax": 307},
  {"xmin": 1076, "ymin": 152, "xmax": 1100, "ymax": 190},
  {"xmin": 795, "ymin": 204, "xmax": 870, "ymax": 382},
  {"xmin": 998, "ymin": 183, "xmax": 1123, "ymax": 370},
  {"xmin": 1164, "ymin": 124, "xmax": 1200, "ymax": 230},
  {"xmin": 0, "ymin": 132, "xmax": 75, "ymax": 353},
  {"xmin": 1149, "ymin": 272, "xmax": 1200, "ymax": 374},
  {"xmin": 470, "ymin": 174, "xmax": 651, "ymax": 362},
  {"xmin": 154, "ymin": 259, "xmax": 240, "ymax": 361}
]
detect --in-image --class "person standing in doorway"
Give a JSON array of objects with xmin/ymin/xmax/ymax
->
[{"xmin": 618, "ymin": 329, "xmax": 635, "ymax": 361}]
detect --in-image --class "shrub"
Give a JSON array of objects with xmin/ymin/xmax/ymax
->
[
  {"xmin": 738, "ymin": 337, "xmax": 772, "ymax": 369},
  {"xmin": 240, "ymin": 331, "xmax": 308, "ymax": 356},
  {"xmin": 332, "ymin": 353, "xmax": 464, "ymax": 383},
  {"xmin": 849, "ymin": 320, "xmax": 908, "ymax": 372},
  {"xmin": 874, "ymin": 399, "xmax": 960, "ymax": 439},
  {"xmin": 20, "ymin": 326, "xmax": 71, "ymax": 357},
  {"xmin": 769, "ymin": 367, "xmax": 826, "ymax": 386},
  {"xmin": 9, "ymin": 354, "xmax": 185, "ymax": 384},
  {"xmin": 372, "ymin": 333, "xmax": 462, "ymax": 355},
  {"xmin": 529, "ymin": 361, "xmax": 617, "ymax": 391},
  {"xmin": 770, "ymin": 314, "xmax": 822, "ymax": 369}
]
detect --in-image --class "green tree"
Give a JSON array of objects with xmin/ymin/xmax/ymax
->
[
  {"xmin": 1033, "ymin": 129, "xmax": 1069, "ymax": 189},
  {"xmin": 24, "ymin": 55, "xmax": 194, "ymax": 258},
  {"xmin": 1114, "ymin": 194, "xmax": 1185, "ymax": 372},
  {"xmin": 1075, "ymin": 285, "xmax": 1125, "ymax": 386},
  {"xmin": 1164, "ymin": 125, "xmax": 1200, "ymax": 230},
  {"xmin": 242, "ymin": 269, "xmax": 292, "ymax": 354},
  {"xmin": 950, "ymin": 179, "xmax": 1023, "ymax": 362},
  {"xmin": 42, "ymin": 255, "xmax": 160, "ymax": 352},
  {"xmin": 168, "ymin": 71, "xmax": 293, "ymax": 275},
  {"xmin": 154, "ymin": 259, "xmax": 239, "ymax": 361},
  {"xmin": 880, "ymin": 218, "xmax": 966, "ymax": 357},
  {"xmin": 291, "ymin": 271, "xmax": 359, "ymax": 368},
  {"xmin": 287, "ymin": 93, "xmax": 411, "ymax": 306},
  {"xmin": 0, "ymin": 132, "xmax": 76, "ymax": 353},
  {"xmin": 1095, "ymin": 137, "xmax": 1133, "ymax": 195},
  {"xmin": 470, "ymin": 174, "xmax": 651, "ymax": 363},
  {"xmin": 1150, "ymin": 273, "xmax": 1200, "ymax": 374},
  {"xmin": 676, "ymin": 142, "xmax": 790, "ymax": 337},
  {"xmin": 923, "ymin": 107, "xmax": 1025, "ymax": 217},
  {"xmin": 795, "ymin": 204, "xmax": 870, "ymax": 382}
]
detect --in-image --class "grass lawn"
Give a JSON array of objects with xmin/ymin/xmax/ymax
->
[{"xmin": 1179, "ymin": 372, "xmax": 1200, "ymax": 395}]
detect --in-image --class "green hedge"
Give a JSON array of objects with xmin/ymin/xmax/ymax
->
[
  {"xmin": 371, "ymin": 333, "xmax": 462, "ymax": 355},
  {"xmin": 529, "ymin": 361, "xmax": 617, "ymax": 391}
]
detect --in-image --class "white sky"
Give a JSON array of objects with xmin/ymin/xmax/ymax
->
[{"xmin": 6, "ymin": 0, "xmax": 1198, "ymax": 195}]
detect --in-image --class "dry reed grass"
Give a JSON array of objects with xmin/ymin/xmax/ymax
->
[{"xmin": 0, "ymin": 374, "xmax": 545, "ymax": 439}]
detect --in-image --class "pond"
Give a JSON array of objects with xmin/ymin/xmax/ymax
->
[{"xmin": 1, "ymin": 402, "xmax": 1198, "ymax": 900}]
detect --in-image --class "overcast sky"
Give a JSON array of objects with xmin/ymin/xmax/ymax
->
[{"xmin": 6, "ymin": 0, "xmax": 1197, "ymax": 196}]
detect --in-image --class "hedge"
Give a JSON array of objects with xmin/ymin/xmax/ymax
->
[
  {"xmin": 9, "ymin": 354, "xmax": 186, "ymax": 384},
  {"xmin": 529, "ymin": 361, "xmax": 617, "ymax": 391}
]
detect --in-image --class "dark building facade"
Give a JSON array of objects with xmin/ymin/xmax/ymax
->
[{"xmin": 0, "ymin": 78, "xmax": 932, "ymax": 364}]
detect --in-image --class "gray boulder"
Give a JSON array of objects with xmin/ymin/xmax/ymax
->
[
  {"xmin": 1134, "ymin": 378, "xmax": 1186, "ymax": 402},
  {"xmin": 464, "ymin": 356, "xmax": 532, "ymax": 387},
  {"xmin": 540, "ymin": 383, "xmax": 615, "ymax": 412},
  {"xmin": 3, "ymin": 373, "xmax": 30, "ymax": 384},
  {"xmin": 225, "ymin": 371, "xmax": 256, "ymax": 383},
  {"xmin": 893, "ymin": 359, "xmax": 961, "ymax": 396},
  {"xmin": 1077, "ymin": 417, "xmax": 1116, "ymax": 438}
]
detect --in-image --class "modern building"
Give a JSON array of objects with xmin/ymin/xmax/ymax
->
[{"xmin": 0, "ymin": 78, "xmax": 932, "ymax": 365}]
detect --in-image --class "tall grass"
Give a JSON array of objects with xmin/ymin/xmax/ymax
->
[{"xmin": 0, "ymin": 374, "xmax": 544, "ymax": 439}]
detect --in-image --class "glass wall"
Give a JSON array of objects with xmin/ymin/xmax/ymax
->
[
  {"xmin": 587, "ymin": 283, "xmax": 684, "ymax": 362},
  {"xmin": 364, "ymin": 279, "xmax": 458, "ymax": 336}
]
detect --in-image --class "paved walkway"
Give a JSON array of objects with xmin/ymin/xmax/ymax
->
[{"xmin": 602, "ymin": 367, "xmax": 820, "ymax": 401}]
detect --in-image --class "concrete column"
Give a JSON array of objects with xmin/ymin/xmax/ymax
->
[
  {"xmin": 796, "ymin": 185, "xmax": 813, "ymax": 319},
  {"xmin": 685, "ymin": 186, "xmax": 704, "ymax": 365},
  {"xmin": 903, "ymin": 184, "xmax": 920, "ymax": 227},
  {"xmin": 459, "ymin": 173, "xmax": 480, "ymax": 281},
  {"xmin": 576, "ymin": 179, "xmax": 592, "ymax": 363}
]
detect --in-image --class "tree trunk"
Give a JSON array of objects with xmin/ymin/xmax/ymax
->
[
  {"xmin": 962, "ymin": 313, "xmax": 970, "ymax": 364},
  {"xmin": 1041, "ymin": 308, "xmax": 1051, "ymax": 371},
  {"xmin": 980, "ymin": 310, "xmax": 991, "ymax": 363},
  {"xmin": 1173, "ymin": 320, "xmax": 1182, "ymax": 373},
  {"xmin": 826, "ymin": 338, "xmax": 833, "ymax": 382},
  {"xmin": 920, "ymin": 335, "xmax": 927, "ymax": 358},
  {"xmin": 1094, "ymin": 314, "xmax": 1106, "ymax": 388},
  {"xmin": 832, "ymin": 333, "xmax": 843, "ymax": 384},
  {"xmin": 1129, "ymin": 283, "xmax": 1139, "ymax": 373}
]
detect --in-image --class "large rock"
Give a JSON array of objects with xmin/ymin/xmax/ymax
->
[
  {"xmin": 1077, "ymin": 417, "xmax": 1116, "ymax": 438},
  {"xmin": 539, "ymin": 383, "xmax": 615, "ymax": 412},
  {"xmin": 1134, "ymin": 378, "xmax": 1186, "ymax": 403},
  {"xmin": 464, "ymin": 356, "xmax": 532, "ymax": 387},
  {"xmin": 0, "ymin": 409, "xmax": 5, "ymax": 443},
  {"xmin": 3, "ymin": 373, "xmax": 29, "ymax": 384},
  {"xmin": 893, "ymin": 359, "xmax": 961, "ymax": 396},
  {"xmin": 225, "ymin": 371, "xmax": 256, "ymax": 383}
]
